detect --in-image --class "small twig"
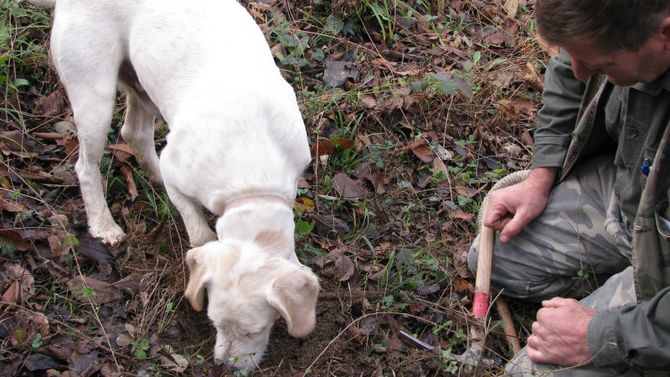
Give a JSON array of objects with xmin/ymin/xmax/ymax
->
[{"xmin": 495, "ymin": 297, "xmax": 521, "ymax": 353}]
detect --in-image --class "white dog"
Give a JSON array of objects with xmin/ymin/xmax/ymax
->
[{"xmin": 28, "ymin": 0, "xmax": 319, "ymax": 370}]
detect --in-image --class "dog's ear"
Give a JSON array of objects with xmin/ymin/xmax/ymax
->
[
  {"xmin": 266, "ymin": 266, "xmax": 320, "ymax": 338},
  {"xmin": 185, "ymin": 247, "xmax": 209, "ymax": 312}
]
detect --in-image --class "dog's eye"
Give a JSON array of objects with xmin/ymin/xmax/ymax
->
[{"xmin": 244, "ymin": 329, "xmax": 262, "ymax": 337}]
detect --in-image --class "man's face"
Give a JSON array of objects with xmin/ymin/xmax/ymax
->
[{"xmin": 563, "ymin": 32, "xmax": 670, "ymax": 86}]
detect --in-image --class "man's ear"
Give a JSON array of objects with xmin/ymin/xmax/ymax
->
[
  {"xmin": 660, "ymin": 13, "xmax": 670, "ymax": 50},
  {"xmin": 266, "ymin": 266, "xmax": 320, "ymax": 338},
  {"xmin": 185, "ymin": 246, "xmax": 209, "ymax": 312}
]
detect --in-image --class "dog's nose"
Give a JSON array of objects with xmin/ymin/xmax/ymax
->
[{"xmin": 214, "ymin": 342, "xmax": 232, "ymax": 365}]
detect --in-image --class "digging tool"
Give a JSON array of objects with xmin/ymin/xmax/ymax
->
[
  {"xmin": 459, "ymin": 170, "xmax": 530, "ymax": 369},
  {"xmin": 399, "ymin": 172, "xmax": 528, "ymax": 370}
]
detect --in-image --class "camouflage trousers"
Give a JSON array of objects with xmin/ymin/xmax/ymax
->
[{"xmin": 468, "ymin": 156, "xmax": 638, "ymax": 376}]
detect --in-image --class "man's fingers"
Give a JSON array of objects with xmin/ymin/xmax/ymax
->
[
  {"xmin": 542, "ymin": 297, "xmax": 577, "ymax": 308},
  {"xmin": 499, "ymin": 216, "xmax": 525, "ymax": 243},
  {"xmin": 486, "ymin": 217, "xmax": 511, "ymax": 232},
  {"xmin": 526, "ymin": 344, "xmax": 548, "ymax": 363}
]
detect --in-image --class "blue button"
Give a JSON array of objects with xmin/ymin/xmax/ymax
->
[{"xmin": 641, "ymin": 159, "xmax": 651, "ymax": 176}]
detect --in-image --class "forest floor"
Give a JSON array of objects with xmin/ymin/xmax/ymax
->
[{"xmin": 1, "ymin": 0, "xmax": 550, "ymax": 376}]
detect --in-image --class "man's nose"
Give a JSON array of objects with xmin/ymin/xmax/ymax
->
[{"xmin": 571, "ymin": 59, "xmax": 594, "ymax": 81}]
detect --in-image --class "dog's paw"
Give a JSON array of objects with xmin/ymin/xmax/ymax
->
[{"xmin": 89, "ymin": 224, "xmax": 127, "ymax": 246}]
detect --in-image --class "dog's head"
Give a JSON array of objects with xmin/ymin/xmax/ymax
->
[{"xmin": 184, "ymin": 240, "xmax": 319, "ymax": 370}]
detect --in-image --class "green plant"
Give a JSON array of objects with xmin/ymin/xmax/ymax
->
[
  {"xmin": 272, "ymin": 21, "xmax": 310, "ymax": 68},
  {"xmin": 132, "ymin": 337, "xmax": 151, "ymax": 360},
  {"xmin": 31, "ymin": 333, "xmax": 42, "ymax": 349},
  {"xmin": 295, "ymin": 219, "xmax": 315, "ymax": 238},
  {"xmin": 1, "ymin": 0, "xmax": 51, "ymax": 110}
]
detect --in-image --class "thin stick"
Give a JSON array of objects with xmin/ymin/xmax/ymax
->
[{"xmin": 495, "ymin": 298, "xmax": 521, "ymax": 353}]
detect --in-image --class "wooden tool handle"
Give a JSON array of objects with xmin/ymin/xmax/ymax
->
[{"xmin": 473, "ymin": 224, "xmax": 494, "ymax": 319}]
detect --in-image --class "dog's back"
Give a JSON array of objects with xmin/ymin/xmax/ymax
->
[
  {"xmin": 49, "ymin": 0, "xmax": 311, "ymax": 214},
  {"xmin": 50, "ymin": 0, "xmax": 284, "ymax": 120}
]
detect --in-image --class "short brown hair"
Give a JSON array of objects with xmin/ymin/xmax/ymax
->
[{"xmin": 536, "ymin": 0, "xmax": 670, "ymax": 52}]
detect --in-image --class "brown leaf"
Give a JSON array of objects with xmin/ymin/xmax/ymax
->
[
  {"xmin": 120, "ymin": 164, "xmax": 138, "ymax": 201},
  {"xmin": 453, "ymin": 277, "xmax": 475, "ymax": 294},
  {"xmin": 407, "ymin": 139, "xmax": 434, "ymax": 163},
  {"xmin": 115, "ymin": 334, "xmax": 131, "ymax": 348},
  {"xmin": 504, "ymin": 0, "xmax": 519, "ymax": 18},
  {"xmin": 0, "ymin": 230, "xmax": 30, "ymax": 251},
  {"xmin": 68, "ymin": 350, "xmax": 99, "ymax": 376},
  {"xmin": 354, "ymin": 162, "xmax": 386, "ymax": 194},
  {"xmin": 388, "ymin": 334, "xmax": 403, "ymax": 351},
  {"xmin": 498, "ymin": 98, "xmax": 536, "ymax": 118},
  {"xmin": 30, "ymin": 312, "xmax": 50, "ymax": 337},
  {"xmin": 0, "ymin": 130, "xmax": 37, "ymax": 156},
  {"xmin": 359, "ymin": 95, "xmax": 377, "ymax": 109},
  {"xmin": 111, "ymin": 273, "xmax": 143, "ymax": 295},
  {"xmin": 63, "ymin": 137, "xmax": 79, "ymax": 157},
  {"xmin": 523, "ymin": 62, "xmax": 544, "ymax": 92},
  {"xmin": 47, "ymin": 234, "xmax": 64, "ymax": 259},
  {"xmin": 335, "ymin": 255, "xmax": 355, "ymax": 282},
  {"xmin": 1, "ymin": 281, "xmax": 20, "ymax": 304},
  {"xmin": 109, "ymin": 143, "xmax": 134, "ymax": 162},
  {"xmin": 484, "ymin": 32, "xmax": 506, "ymax": 46},
  {"xmin": 68, "ymin": 276, "xmax": 123, "ymax": 304},
  {"xmin": 310, "ymin": 138, "xmax": 354, "ymax": 158},
  {"xmin": 77, "ymin": 234, "xmax": 114, "ymax": 265},
  {"xmin": 451, "ymin": 209, "xmax": 475, "ymax": 222},
  {"xmin": 432, "ymin": 158, "xmax": 448, "ymax": 177},
  {"xmin": 34, "ymin": 91, "xmax": 64, "ymax": 117},
  {"xmin": 454, "ymin": 186, "xmax": 480, "ymax": 198},
  {"xmin": 323, "ymin": 60, "xmax": 359, "ymax": 87},
  {"xmin": 0, "ymin": 196, "xmax": 28, "ymax": 213},
  {"xmin": 332, "ymin": 173, "xmax": 367, "ymax": 198}
]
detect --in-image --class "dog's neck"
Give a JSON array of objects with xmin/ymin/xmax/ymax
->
[
  {"xmin": 215, "ymin": 194, "xmax": 298, "ymax": 262},
  {"xmin": 222, "ymin": 193, "xmax": 290, "ymax": 212}
]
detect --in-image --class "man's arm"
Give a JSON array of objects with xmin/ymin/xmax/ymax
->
[
  {"xmin": 526, "ymin": 288, "xmax": 670, "ymax": 370},
  {"xmin": 483, "ymin": 49, "xmax": 584, "ymax": 240},
  {"xmin": 589, "ymin": 287, "xmax": 670, "ymax": 369},
  {"xmin": 483, "ymin": 167, "xmax": 557, "ymax": 242},
  {"xmin": 532, "ymin": 48, "xmax": 586, "ymax": 169}
]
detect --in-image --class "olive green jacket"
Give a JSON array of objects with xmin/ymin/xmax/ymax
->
[{"xmin": 533, "ymin": 50, "xmax": 670, "ymax": 373}]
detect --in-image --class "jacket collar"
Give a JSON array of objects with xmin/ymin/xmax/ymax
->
[{"xmin": 631, "ymin": 69, "xmax": 670, "ymax": 96}]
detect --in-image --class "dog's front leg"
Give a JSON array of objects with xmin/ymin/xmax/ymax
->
[
  {"xmin": 164, "ymin": 183, "xmax": 216, "ymax": 246},
  {"xmin": 73, "ymin": 105, "xmax": 127, "ymax": 245}
]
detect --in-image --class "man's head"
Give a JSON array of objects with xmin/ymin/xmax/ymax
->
[{"xmin": 536, "ymin": 0, "xmax": 670, "ymax": 85}]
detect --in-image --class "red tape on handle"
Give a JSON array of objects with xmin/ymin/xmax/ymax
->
[{"xmin": 472, "ymin": 291, "xmax": 489, "ymax": 318}]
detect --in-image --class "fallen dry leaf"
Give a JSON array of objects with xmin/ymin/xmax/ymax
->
[
  {"xmin": 504, "ymin": 0, "xmax": 519, "ymax": 18},
  {"xmin": 68, "ymin": 276, "xmax": 123, "ymax": 305},
  {"xmin": 120, "ymin": 164, "xmax": 139, "ymax": 201},
  {"xmin": 108, "ymin": 143, "xmax": 134, "ymax": 162},
  {"xmin": 335, "ymin": 254, "xmax": 355, "ymax": 282},
  {"xmin": 33, "ymin": 90, "xmax": 64, "ymax": 117},
  {"xmin": 407, "ymin": 139, "xmax": 434, "ymax": 163},
  {"xmin": 333, "ymin": 173, "xmax": 367, "ymax": 198},
  {"xmin": 0, "ymin": 197, "xmax": 28, "ymax": 213},
  {"xmin": 1, "ymin": 281, "xmax": 20, "ymax": 304},
  {"xmin": 310, "ymin": 138, "xmax": 354, "ymax": 158},
  {"xmin": 1, "ymin": 262, "xmax": 35, "ymax": 300}
]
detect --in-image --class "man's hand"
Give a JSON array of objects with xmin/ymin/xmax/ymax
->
[
  {"xmin": 483, "ymin": 167, "xmax": 557, "ymax": 243},
  {"xmin": 527, "ymin": 297, "xmax": 596, "ymax": 366}
]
